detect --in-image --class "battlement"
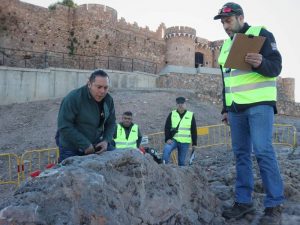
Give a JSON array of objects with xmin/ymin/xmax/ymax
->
[
  {"xmin": 195, "ymin": 37, "xmax": 223, "ymax": 51},
  {"xmin": 74, "ymin": 4, "xmax": 118, "ymax": 26},
  {"xmin": 210, "ymin": 40, "xmax": 224, "ymax": 50},
  {"xmin": 195, "ymin": 37, "xmax": 209, "ymax": 49},
  {"xmin": 76, "ymin": 4, "xmax": 117, "ymax": 18},
  {"xmin": 165, "ymin": 26, "xmax": 196, "ymax": 40},
  {"xmin": 117, "ymin": 17, "xmax": 162, "ymax": 40},
  {"xmin": 3, "ymin": 0, "xmax": 48, "ymax": 12}
]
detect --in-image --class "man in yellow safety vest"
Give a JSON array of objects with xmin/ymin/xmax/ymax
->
[
  {"xmin": 112, "ymin": 111, "xmax": 142, "ymax": 150},
  {"xmin": 162, "ymin": 97, "xmax": 197, "ymax": 166},
  {"xmin": 214, "ymin": 2, "xmax": 284, "ymax": 224}
]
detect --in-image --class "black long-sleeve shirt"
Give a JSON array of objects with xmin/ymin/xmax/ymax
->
[
  {"xmin": 164, "ymin": 110, "xmax": 197, "ymax": 146},
  {"xmin": 221, "ymin": 23, "xmax": 282, "ymax": 114},
  {"xmin": 112, "ymin": 123, "xmax": 142, "ymax": 148}
]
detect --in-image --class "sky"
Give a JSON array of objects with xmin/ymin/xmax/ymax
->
[{"xmin": 21, "ymin": 0, "xmax": 300, "ymax": 102}]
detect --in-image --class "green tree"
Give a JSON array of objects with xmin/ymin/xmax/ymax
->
[
  {"xmin": 48, "ymin": 0, "xmax": 77, "ymax": 10},
  {"xmin": 61, "ymin": 0, "xmax": 76, "ymax": 7}
]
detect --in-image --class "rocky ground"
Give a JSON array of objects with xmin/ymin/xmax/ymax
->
[{"xmin": 0, "ymin": 89, "xmax": 299, "ymax": 224}]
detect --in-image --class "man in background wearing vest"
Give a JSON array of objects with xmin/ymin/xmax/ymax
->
[
  {"xmin": 162, "ymin": 97, "xmax": 197, "ymax": 166},
  {"xmin": 214, "ymin": 2, "xmax": 284, "ymax": 224},
  {"xmin": 112, "ymin": 111, "xmax": 142, "ymax": 150}
]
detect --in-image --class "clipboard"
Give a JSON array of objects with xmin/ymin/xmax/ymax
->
[{"xmin": 224, "ymin": 33, "xmax": 266, "ymax": 71}]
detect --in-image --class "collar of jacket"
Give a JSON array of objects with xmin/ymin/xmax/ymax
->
[
  {"xmin": 176, "ymin": 109, "xmax": 187, "ymax": 116},
  {"xmin": 120, "ymin": 123, "xmax": 134, "ymax": 130},
  {"xmin": 231, "ymin": 23, "xmax": 250, "ymax": 40}
]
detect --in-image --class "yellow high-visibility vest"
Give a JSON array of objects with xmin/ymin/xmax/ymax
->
[
  {"xmin": 218, "ymin": 26, "xmax": 277, "ymax": 106},
  {"xmin": 171, "ymin": 110, "xmax": 193, "ymax": 143},
  {"xmin": 114, "ymin": 124, "xmax": 138, "ymax": 149}
]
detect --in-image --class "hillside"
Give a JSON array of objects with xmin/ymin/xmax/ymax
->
[{"xmin": 0, "ymin": 89, "xmax": 299, "ymax": 225}]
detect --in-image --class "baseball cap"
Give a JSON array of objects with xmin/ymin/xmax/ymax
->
[
  {"xmin": 214, "ymin": 2, "xmax": 244, "ymax": 20},
  {"xmin": 176, "ymin": 97, "xmax": 186, "ymax": 104}
]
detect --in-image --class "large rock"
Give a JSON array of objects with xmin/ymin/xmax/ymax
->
[{"xmin": 0, "ymin": 150, "xmax": 225, "ymax": 225}]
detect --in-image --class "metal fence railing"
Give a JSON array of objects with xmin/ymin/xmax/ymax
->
[
  {"xmin": 0, "ymin": 153, "xmax": 20, "ymax": 186},
  {"xmin": 146, "ymin": 124, "xmax": 231, "ymax": 153},
  {"xmin": 145, "ymin": 123, "xmax": 297, "ymax": 164},
  {"xmin": 0, "ymin": 47, "xmax": 158, "ymax": 74},
  {"xmin": 273, "ymin": 124, "xmax": 297, "ymax": 152},
  {"xmin": 196, "ymin": 124, "xmax": 231, "ymax": 149},
  {"xmin": 146, "ymin": 124, "xmax": 297, "ymax": 152},
  {"xmin": 20, "ymin": 148, "xmax": 59, "ymax": 181}
]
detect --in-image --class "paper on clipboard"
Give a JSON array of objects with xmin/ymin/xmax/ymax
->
[{"xmin": 224, "ymin": 33, "xmax": 266, "ymax": 71}]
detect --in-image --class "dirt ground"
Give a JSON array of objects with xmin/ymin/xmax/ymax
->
[
  {"xmin": 0, "ymin": 89, "xmax": 223, "ymax": 154},
  {"xmin": 0, "ymin": 88, "xmax": 300, "ymax": 224},
  {"xmin": 0, "ymin": 89, "xmax": 222, "ymax": 201}
]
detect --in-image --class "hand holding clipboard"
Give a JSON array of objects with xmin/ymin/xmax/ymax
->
[{"xmin": 224, "ymin": 33, "xmax": 266, "ymax": 71}]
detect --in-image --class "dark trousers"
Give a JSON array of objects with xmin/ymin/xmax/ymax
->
[
  {"xmin": 58, "ymin": 143, "xmax": 115, "ymax": 163},
  {"xmin": 58, "ymin": 146, "xmax": 83, "ymax": 163}
]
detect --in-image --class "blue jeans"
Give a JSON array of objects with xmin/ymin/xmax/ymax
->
[
  {"xmin": 59, "ymin": 143, "xmax": 115, "ymax": 162},
  {"xmin": 228, "ymin": 105, "xmax": 284, "ymax": 207},
  {"xmin": 162, "ymin": 139, "xmax": 190, "ymax": 166},
  {"xmin": 58, "ymin": 146, "xmax": 83, "ymax": 162}
]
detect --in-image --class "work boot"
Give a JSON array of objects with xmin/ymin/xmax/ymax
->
[
  {"xmin": 258, "ymin": 205, "xmax": 283, "ymax": 225},
  {"xmin": 222, "ymin": 202, "xmax": 255, "ymax": 219}
]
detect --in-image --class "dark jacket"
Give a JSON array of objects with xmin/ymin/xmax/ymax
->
[
  {"xmin": 164, "ymin": 110, "xmax": 197, "ymax": 146},
  {"xmin": 221, "ymin": 23, "xmax": 282, "ymax": 114},
  {"xmin": 57, "ymin": 85, "xmax": 116, "ymax": 150},
  {"xmin": 112, "ymin": 123, "xmax": 143, "ymax": 148}
]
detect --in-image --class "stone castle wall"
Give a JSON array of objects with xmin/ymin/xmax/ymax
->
[
  {"xmin": 0, "ymin": 0, "xmax": 166, "ymax": 69},
  {"xmin": 0, "ymin": 0, "xmax": 166, "ymax": 67},
  {"xmin": 194, "ymin": 38, "xmax": 223, "ymax": 68},
  {"xmin": 0, "ymin": 0, "xmax": 296, "ymax": 107},
  {"xmin": 71, "ymin": 4, "xmax": 118, "ymax": 56},
  {"xmin": 277, "ymin": 77, "xmax": 295, "ymax": 102},
  {"xmin": 0, "ymin": 0, "xmax": 219, "ymax": 71},
  {"xmin": 0, "ymin": 0, "xmax": 71, "ymax": 53}
]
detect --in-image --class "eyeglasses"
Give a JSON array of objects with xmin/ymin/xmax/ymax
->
[{"xmin": 218, "ymin": 7, "xmax": 239, "ymax": 14}]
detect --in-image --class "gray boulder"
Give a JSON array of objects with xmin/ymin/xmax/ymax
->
[{"xmin": 0, "ymin": 150, "xmax": 224, "ymax": 225}]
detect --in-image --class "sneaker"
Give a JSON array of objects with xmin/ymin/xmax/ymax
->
[
  {"xmin": 258, "ymin": 205, "xmax": 283, "ymax": 225},
  {"xmin": 222, "ymin": 202, "xmax": 255, "ymax": 219}
]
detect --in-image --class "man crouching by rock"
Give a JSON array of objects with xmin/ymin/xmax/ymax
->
[{"xmin": 56, "ymin": 69, "xmax": 116, "ymax": 162}]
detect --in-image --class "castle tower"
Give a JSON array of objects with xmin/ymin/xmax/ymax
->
[
  {"xmin": 278, "ymin": 77, "xmax": 295, "ymax": 102},
  {"xmin": 164, "ymin": 26, "xmax": 196, "ymax": 67}
]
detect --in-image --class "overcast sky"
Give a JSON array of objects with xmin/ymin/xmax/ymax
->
[{"xmin": 21, "ymin": 0, "xmax": 300, "ymax": 101}]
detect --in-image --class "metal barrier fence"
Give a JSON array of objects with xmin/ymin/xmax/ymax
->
[
  {"xmin": 273, "ymin": 124, "xmax": 297, "ymax": 151},
  {"xmin": 196, "ymin": 124, "xmax": 231, "ymax": 149},
  {"xmin": 20, "ymin": 148, "xmax": 59, "ymax": 181},
  {"xmin": 0, "ymin": 47, "xmax": 158, "ymax": 74},
  {"xmin": 0, "ymin": 153, "xmax": 20, "ymax": 186},
  {"xmin": 146, "ymin": 124, "xmax": 231, "ymax": 152},
  {"xmin": 146, "ymin": 124, "xmax": 230, "ymax": 164},
  {"xmin": 146, "ymin": 124, "xmax": 297, "ymax": 151},
  {"xmin": 146, "ymin": 123, "xmax": 297, "ymax": 164}
]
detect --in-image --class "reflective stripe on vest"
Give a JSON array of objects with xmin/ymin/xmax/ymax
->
[
  {"xmin": 218, "ymin": 26, "xmax": 277, "ymax": 106},
  {"xmin": 114, "ymin": 124, "xmax": 138, "ymax": 149},
  {"xmin": 171, "ymin": 110, "xmax": 193, "ymax": 143}
]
